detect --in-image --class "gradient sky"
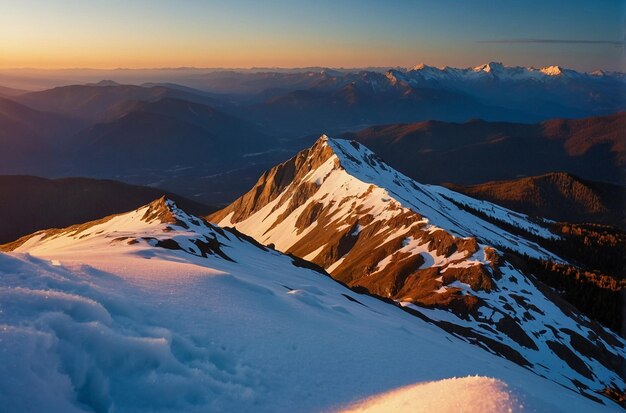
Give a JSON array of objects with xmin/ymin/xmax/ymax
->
[{"xmin": 1, "ymin": 0, "xmax": 624, "ymax": 71}]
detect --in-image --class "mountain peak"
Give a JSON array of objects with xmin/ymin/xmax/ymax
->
[
  {"xmin": 474, "ymin": 61, "xmax": 505, "ymax": 73},
  {"xmin": 540, "ymin": 65, "xmax": 564, "ymax": 76},
  {"xmin": 91, "ymin": 79, "xmax": 121, "ymax": 86},
  {"xmin": 141, "ymin": 196, "xmax": 183, "ymax": 225},
  {"xmin": 1, "ymin": 196, "xmax": 240, "ymax": 263},
  {"xmin": 209, "ymin": 138, "xmax": 625, "ymax": 399}
]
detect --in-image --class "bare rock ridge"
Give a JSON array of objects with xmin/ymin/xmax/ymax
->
[{"xmin": 209, "ymin": 135, "xmax": 626, "ymax": 404}]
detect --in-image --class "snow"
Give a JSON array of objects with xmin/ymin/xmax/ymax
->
[
  {"xmin": 339, "ymin": 376, "xmax": 553, "ymax": 413},
  {"xmin": 303, "ymin": 244, "xmax": 325, "ymax": 261},
  {"xmin": 0, "ymin": 201, "xmax": 619, "ymax": 412},
  {"xmin": 541, "ymin": 65, "xmax": 564, "ymax": 76},
  {"xmin": 399, "ymin": 61, "xmax": 604, "ymax": 83},
  {"xmin": 404, "ymin": 255, "xmax": 626, "ymax": 393}
]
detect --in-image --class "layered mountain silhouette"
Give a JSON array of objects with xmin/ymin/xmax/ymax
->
[
  {"xmin": 0, "ymin": 97, "xmax": 86, "ymax": 173},
  {"xmin": 342, "ymin": 112, "xmax": 626, "ymax": 186},
  {"xmin": 65, "ymin": 98, "xmax": 275, "ymax": 173},
  {"xmin": 14, "ymin": 83, "xmax": 222, "ymax": 121},
  {"xmin": 0, "ymin": 67, "xmax": 623, "ymax": 207}
]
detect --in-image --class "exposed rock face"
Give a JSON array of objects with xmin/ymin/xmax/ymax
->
[
  {"xmin": 210, "ymin": 135, "xmax": 626, "ymax": 403},
  {"xmin": 210, "ymin": 136, "xmax": 549, "ymax": 310}
]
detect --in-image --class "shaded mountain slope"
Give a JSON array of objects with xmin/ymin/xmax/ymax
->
[
  {"xmin": 0, "ymin": 97, "xmax": 85, "ymax": 173},
  {"xmin": 446, "ymin": 172, "xmax": 625, "ymax": 229},
  {"xmin": 341, "ymin": 113, "xmax": 626, "ymax": 186}
]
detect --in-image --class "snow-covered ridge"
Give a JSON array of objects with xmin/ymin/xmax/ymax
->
[
  {"xmin": 387, "ymin": 61, "xmax": 624, "ymax": 84},
  {"xmin": 2, "ymin": 200, "xmax": 620, "ymax": 412},
  {"xmin": 324, "ymin": 136, "xmax": 558, "ymax": 247},
  {"xmin": 4, "ymin": 196, "xmax": 239, "ymax": 261}
]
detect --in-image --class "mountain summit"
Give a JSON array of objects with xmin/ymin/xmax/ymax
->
[{"xmin": 210, "ymin": 135, "xmax": 625, "ymax": 402}]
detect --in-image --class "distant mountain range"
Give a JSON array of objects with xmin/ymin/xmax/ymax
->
[
  {"xmin": 13, "ymin": 82, "xmax": 222, "ymax": 121},
  {"xmin": 342, "ymin": 112, "xmax": 626, "ymax": 186},
  {"xmin": 0, "ymin": 64, "xmax": 623, "ymax": 205},
  {"xmin": 0, "ymin": 97, "xmax": 86, "ymax": 173}
]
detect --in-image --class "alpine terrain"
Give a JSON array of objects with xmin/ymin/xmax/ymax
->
[
  {"xmin": 2, "ymin": 198, "xmax": 619, "ymax": 412},
  {"xmin": 210, "ymin": 136, "xmax": 626, "ymax": 406}
]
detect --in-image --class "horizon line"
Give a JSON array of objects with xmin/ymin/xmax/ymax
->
[{"xmin": 0, "ymin": 62, "xmax": 622, "ymax": 73}]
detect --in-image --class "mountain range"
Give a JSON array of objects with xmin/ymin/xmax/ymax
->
[
  {"xmin": 447, "ymin": 173, "xmax": 625, "ymax": 230},
  {"xmin": 0, "ymin": 69, "xmax": 623, "ymax": 206},
  {"xmin": 342, "ymin": 112, "xmax": 626, "ymax": 186}
]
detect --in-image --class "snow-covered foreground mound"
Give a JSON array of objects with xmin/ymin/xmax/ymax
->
[
  {"xmin": 341, "ymin": 376, "xmax": 538, "ymax": 413},
  {"xmin": 0, "ymin": 199, "xmax": 620, "ymax": 412}
]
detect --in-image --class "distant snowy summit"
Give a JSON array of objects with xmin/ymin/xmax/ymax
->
[{"xmin": 386, "ymin": 61, "xmax": 625, "ymax": 83}]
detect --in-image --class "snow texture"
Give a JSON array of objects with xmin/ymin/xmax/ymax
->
[{"xmin": 0, "ymin": 201, "xmax": 620, "ymax": 412}]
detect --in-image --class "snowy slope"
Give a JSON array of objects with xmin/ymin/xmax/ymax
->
[
  {"xmin": 1, "ymin": 198, "xmax": 618, "ymax": 412},
  {"xmin": 210, "ymin": 136, "xmax": 626, "ymax": 402},
  {"xmin": 341, "ymin": 376, "xmax": 534, "ymax": 413}
]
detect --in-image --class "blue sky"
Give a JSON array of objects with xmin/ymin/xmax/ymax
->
[{"xmin": 0, "ymin": 0, "xmax": 623, "ymax": 70}]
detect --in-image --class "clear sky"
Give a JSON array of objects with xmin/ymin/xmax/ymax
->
[{"xmin": 1, "ymin": 0, "xmax": 624, "ymax": 71}]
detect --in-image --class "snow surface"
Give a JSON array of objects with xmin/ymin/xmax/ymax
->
[
  {"xmin": 0, "ymin": 201, "xmax": 619, "ymax": 412},
  {"xmin": 339, "ymin": 376, "xmax": 552, "ymax": 413},
  {"xmin": 397, "ymin": 61, "xmax": 606, "ymax": 83}
]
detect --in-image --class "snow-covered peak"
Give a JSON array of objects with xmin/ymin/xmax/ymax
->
[
  {"xmin": 391, "ymin": 62, "xmax": 622, "ymax": 84},
  {"xmin": 473, "ymin": 61, "xmax": 505, "ymax": 73},
  {"xmin": 1, "ymin": 211, "xmax": 619, "ymax": 413},
  {"xmin": 322, "ymin": 136, "xmax": 557, "ymax": 248},
  {"xmin": 3, "ymin": 197, "xmax": 237, "ymax": 262},
  {"xmin": 540, "ymin": 65, "xmax": 564, "ymax": 76},
  {"xmin": 210, "ymin": 136, "xmax": 626, "ymax": 400}
]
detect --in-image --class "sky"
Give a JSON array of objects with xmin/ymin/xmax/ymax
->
[{"xmin": 0, "ymin": 0, "xmax": 624, "ymax": 71}]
